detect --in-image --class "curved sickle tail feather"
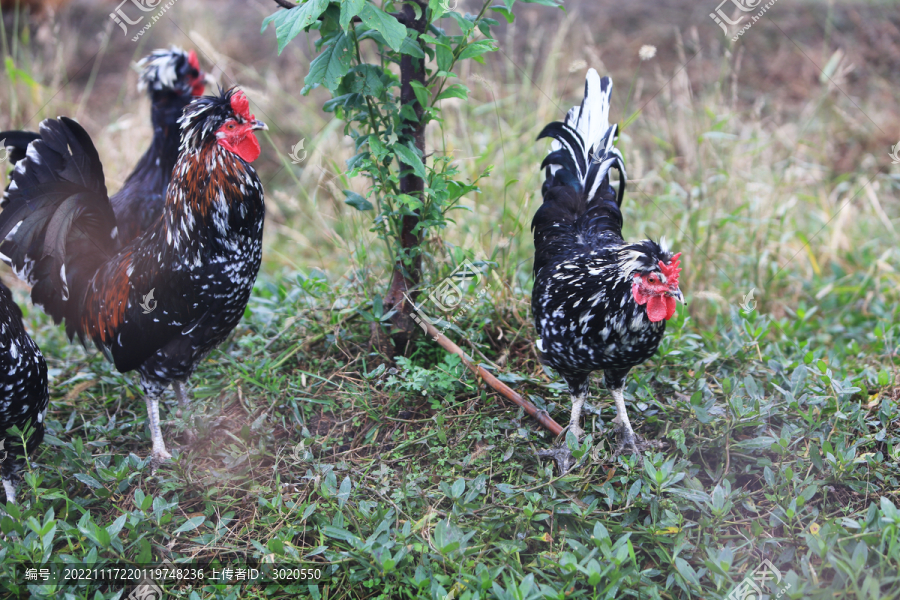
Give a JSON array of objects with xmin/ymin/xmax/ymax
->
[
  {"xmin": 532, "ymin": 70, "xmax": 629, "ymax": 276},
  {"xmin": 0, "ymin": 131, "xmax": 42, "ymax": 177},
  {"xmin": 537, "ymin": 69, "xmax": 627, "ymax": 207},
  {"xmin": 0, "ymin": 117, "xmax": 119, "ymax": 342}
]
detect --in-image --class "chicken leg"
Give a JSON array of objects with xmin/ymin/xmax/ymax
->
[
  {"xmin": 538, "ymin": 375, "xmax": 593, "ymax": 473},
  {"xmin": 173, "ymin": 381, "xmax": 190, "ymax": 407},
  {"xmin": 145, "ymin": 394, "xmax": 172, "ymax": 466},
  {"xmin": 610, "ymin": 387, "xmax": 660, "ymax": 458},
  {"xmin": 2, "ymin": 479, "xmax": 16, "ymax": 505}
]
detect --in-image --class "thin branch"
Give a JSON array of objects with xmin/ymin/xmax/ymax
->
[{"xmin": 421, "ymin": 320, "xmax": 564, "ymax": 437}]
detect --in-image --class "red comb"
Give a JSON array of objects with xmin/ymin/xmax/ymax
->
[
  {"xmin": 230, "ymin": 90, "xmax": 252, "ymax": 121},
  {"xmin": 188, "ymin": 49, "xmax": 200, "ymax": 71},
  {"xmin": 659, "ymin": 252, "xmax": 682, "ymax": 285}
]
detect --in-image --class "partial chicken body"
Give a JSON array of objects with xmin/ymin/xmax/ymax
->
[
  {"xmin": 1, "ymin": 46, "xmax": 206, "ymax": 243},
  {"xmin": 0, "ymin": 281, "xmax": 48, "ymax": 504},
  {"xmin": 532, "ymin": 70, "xmax": 684, "ymax": 471},
  {"xmin": 0, "ymin": 89, "xmax": 266, "ymax": 464}
]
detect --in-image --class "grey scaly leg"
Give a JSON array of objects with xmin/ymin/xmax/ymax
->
[
  {"xmin": 145, "ymin": 394, "xmax": 172, "ymax": 465},
  {"xmin": 568, "ymin": 393, "xmax": 586, "ymax": 440},
  {"xmin": 2, "ymin": 478, "xmax": 16, "ymax": 505},
  {"xmin": 173, "ymin": 381, "xmax": 190, "ymax": 408}
]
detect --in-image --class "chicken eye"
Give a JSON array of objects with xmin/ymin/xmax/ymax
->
[{"xmin": 226, "ymin": 123, "xmax": 236, "ymax": 131}]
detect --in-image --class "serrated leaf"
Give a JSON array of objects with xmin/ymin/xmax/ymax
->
[
  {"xmin": 359, "ymin": 4, "xmax": 407, "ymax": 52},
  {"xmin": 173, "ymin": 516, "xmax": 205, "ymax": 534},
  {"xmin": 393, "ymin": 143, "xmax": 427, "ymax": 179},
  {"xmin": 339, "ymin": 0, "xmax": 366, "ymax": 30},
  {"xmin": 274, "ymin": 0, "xmax": 330, "ymax": 54},
  {"xmin": 305, "ymin": 32, "xmax": 354, "ymax": 92}
]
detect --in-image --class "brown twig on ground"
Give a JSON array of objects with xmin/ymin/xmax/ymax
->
[{"xmin": 421, "ymin": 320, "xmax": 563, "ymax": 437}]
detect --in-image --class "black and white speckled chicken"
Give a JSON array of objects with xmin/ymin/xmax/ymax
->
[
  {"xmin": 0, "ymin": 281, "xmax": 49, "ymax": 504},
  {"xmin": 0, "ymin": 88, "xmax": 266, "ymax": 464},
  {"xmin": 532, "ymin": 70, "xmax": 685, "ymax": 471},
  {"xmin": 1, "ymin": 46, "xmax": 206, "ymax": 244}
]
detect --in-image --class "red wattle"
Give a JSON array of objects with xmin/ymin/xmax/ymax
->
[
  {"xmin": 646, "ymin": 296, "xmax": 668, "ymax": 322},
  {"xmin": 664, "ymin": 295, "xmax": 677, "ymax": 320},
  {"xmin": 222, "ymin": 135, "xmax": 261, "ymax": 163}
]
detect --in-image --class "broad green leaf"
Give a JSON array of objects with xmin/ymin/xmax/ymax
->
[
  {"xmin": 344, "ymin": 190, "xmax": 373, "ymax": 211},
  {"xmin": 261, "ymin": 8, "xmax": 292, "ymax": 34},
  {"xmin": 436, "ymin": 43, "xmax": 454, "ymax": 71},
  {"xmin": 393, "ymin": 143, "xmax": 427, "ymax": 179},
  {"xmin": 435, "ymin": 83, "xmax": 469, "ymax": 102},
  {"xmin": 275, "ymin": 0, "xmax": 330, "ymax": 54},
  {"xmin": 346, "ymin": 65, "xmax": 385, "ymax": 97},
  {"xmin": 409, "ymin": 80, "xmax": 430, "ymax": 109},
  {"xmin": 489, "ymin": 5, "xmax": 514, "ymax": 23},
  {"xmin": 106, "ymin": 514, "xmax": 127, "ymax": 537},
  {"xmin": 337, "ymin": 476, "xmax": 352, "ymax": 508},
  {"xmin": 449, "ymin": 12, "xmax": 474, "ymax": 34},
  {"xmin": 675, "ymin": 557, "xmax": 701, "ymax": 587},
  {"xmin": 339, "ymin": 0, "xmax": 366, "ymax": 30},
  {"xmin": 400, "ymin": 36, "xmax": 426, "ymax": 58},
  {"xmin": 74, "ymin": 473, "xmax": 103, "ymax": 489},
  {"xmin": 268, "ymin": 538, "xmax": 285, "ymax": 555},
  {"xmin": 173, "ymin": 516, "xmax": 205, "ymax": 534},
  {"xmin": 733, "ymin": 436, "xmax": 777, "ymax": 451},
  {"xmin": 305, "ymin": 32, "xmax": 354, "ymax": 92},
  {"xmin": 359, "ymin": 4, "xmax": 407, "ymax": 52},
  {"xmin": 457, "ymin": 39, "xmax": 498, "ymax": 62}
]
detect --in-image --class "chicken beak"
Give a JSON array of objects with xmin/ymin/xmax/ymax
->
[
  {"xmin": 669, "ymin": 288, "xmax": 686, "ymax": 306},
  {"xmin": 251, "ymin": 120, "xmax": 268, "ymax": 131}
]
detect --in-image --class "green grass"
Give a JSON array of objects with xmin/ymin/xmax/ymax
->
[{"xmin": 2, "ymin": 0, "xmax": 900, "ymax": 598}]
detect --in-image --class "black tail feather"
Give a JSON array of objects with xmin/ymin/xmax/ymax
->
[
  {"xmin": 0, "ymin": 130, "xmax": 42, "ymax": 168},
  {"xmin": 0, "ymin": 118, "xmax": 118, "ymax": 340},
  {"xmin": 533, "ymin": 70, "xmax": 628, "ymax": 274}
]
